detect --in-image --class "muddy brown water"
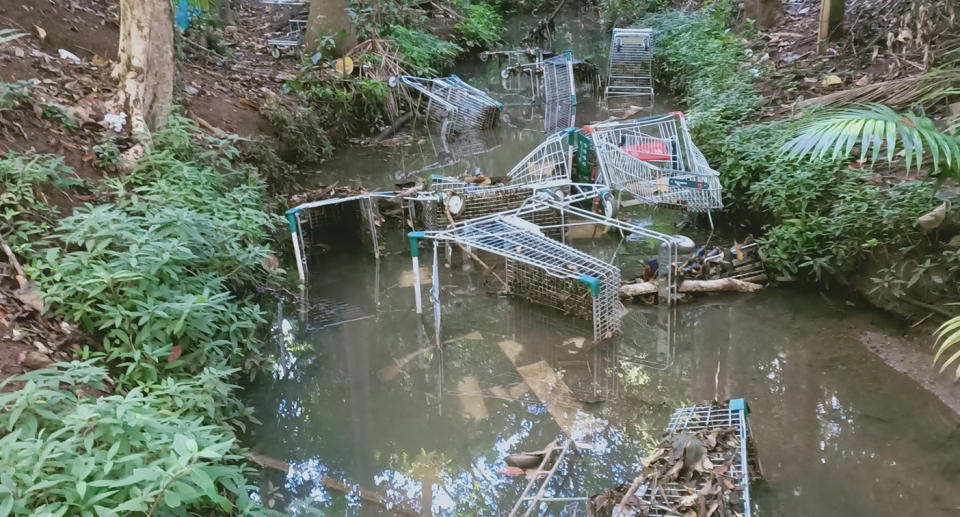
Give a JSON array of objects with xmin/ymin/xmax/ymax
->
[{"xmin": 244, "ymin": 6, "xmax": 960, "ymax": 515}]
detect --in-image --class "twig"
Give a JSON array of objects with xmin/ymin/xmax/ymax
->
[
  {"xmin": 900, "ymin": 297, "xmax": 954, "ymax": 318},
  {"xmin": 0, "ymin": 236, "xmax": 27, "ymax": 288}
]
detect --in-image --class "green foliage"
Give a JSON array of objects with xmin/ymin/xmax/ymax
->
[
  {"xmin": 452, "ymin": 1, "xmax": 503, "ymax": 49},
  {"xmin": 386, "ymin": 25, "xmax": 462, "ymax": 76},
  {"xmin": 0, "ymin": 361, "xmax": 272, "ymax": 516},
  {"xmin": 91, "ymin": 138, "xmax": 121, "ymax": 169},
  {"xmin": 635, "ymin": 5, "xmax": 763, "ymax": 154},
  {"xmin": 41, "ymin": 103, "xmax": 79, "ymax": 131},
  {"xmin": 28, "ymin": 114, "xmax": 277, "ymax": 388},
  {"xmin": 288, "ymin": 69, "xmax": 390, "ymax": 137},
  {"xmin": 601, "ymin": 0, "xmax": 668, "ymax": 28},
  {"xmin": 0, "ymin": 152, "xmax": 81, "ymax": 254},
  {"xmin": 0, "ymin": 80, "xmax": 34, "ymax": 113},
  {"xmin": 782, "ymin": 103, "xmax": 960, "ymax": 182},
  {"xmin": 934, "ymin": 309, "xmax": 960, "ymax": 380}
]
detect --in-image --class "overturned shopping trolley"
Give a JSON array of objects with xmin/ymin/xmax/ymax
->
[
  {"xmin": 267, "ymin": 18, "xmax": 307, "ymax": 58},
  {"xmin": 392, "ymin": 75, "xmax": 502, "ymax": 133},
  {"xmin": 610, "ymin": 399, "xmax": 762, "ymax": 517},
  {"xmin": 604, "ymin": 28, "xmax": 654, "ymax": 111},
  {"xmin": 588, "ymin": 112, "xmax": 723, "ymax": 215},
  {"xmin": 543, "ymin": 51, "xmax": 577, "ymax": 135},
  {"xmin": 415, "ymin": 128, "xmax": 575, "ymax": 231},
  {"xmin": 408, "ymin": 193, "xmax": 679, "ymax": 342}
]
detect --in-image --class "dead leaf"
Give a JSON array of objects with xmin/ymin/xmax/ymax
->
[
  {"xmin": 34, "ymin": 24, "xmax": 46, "ymax": 40},
  {"xmin": 91, "ymin": 54, "xmax": 110, "ymax": 66},
  {"xmin": 81, "ymin": 153, "xmax": 96, "ymax": 162},
  {"xmin": 16, "ymin": 287, "xmax": 44, "ymax": 312},
  {"xmin": 168, "ymin": 345, "xmax": 182, "ymax": 362}
]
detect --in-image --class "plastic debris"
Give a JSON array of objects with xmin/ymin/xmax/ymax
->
[
  {"xmin": 102, "ymin": 113, "xmax": 127, "ymax": 132},
  {"xmin": 57, "ymin": 49, "xmax": 81, "ymax": 63}
]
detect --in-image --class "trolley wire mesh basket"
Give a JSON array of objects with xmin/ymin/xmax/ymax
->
[
  {"xmin": 395, "ymin": 75, "xmax": 502, "ymax": 133},
  {"xmin": 588, "ymin": 112, "xmax": 722, "ymax": 212},
  {"xmin": 543, "ymin": 50, "xmax": 576, "ymax": 135},
  {"xmin": 417, "ymin": 128, "xmax": 575, "ymax": 231},
  {"xmin": 614, "ymin": 399, "xmax": 761, "ymax": 517},
  {"xmin": 604, "ymin": 28, "xmax": 654, "ymax": 111}
]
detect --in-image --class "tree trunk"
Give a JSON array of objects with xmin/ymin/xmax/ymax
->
[
  {"xmin": 306, "ymin": 0, "xmax": 357, "ymax": 56},
  {"xmin": 114, "ymin": 0, "xmax": 175, "ymax": 136},
  {"xmin": 818, "ymin": 0, "xmax": 844, "ymax": 44},
  {"xmin": 743, "ymin": 0, "xmax": 781, "ymax": 29}
]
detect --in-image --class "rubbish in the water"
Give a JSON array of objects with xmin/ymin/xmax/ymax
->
[
  {"xmin": 543, "ymin": 50, "xmax": 576, "ymax": 134},
  {"xmin": 508, "ymin": 439, "xmax": 586, "ymax": 517},
  {"xmin": 587, "ymin": 112, "xmax": 723, "ymax": 217},
  {"xmin": 499, "ymin": 466, "xmax": 526, "ymax": 476},
  {"xmin": 588, "ymin": 399, "xmax": 761, "ymax": 517},
  {"xmin": 391, "ymin": 75, "xmax": 501, "ymax": 134},
  {"xmin": 413, "ymin": 127, "xmax": 575, "ymax": 231},
  {"xmin": 604, "ymin": 28, "xmax": 655, "ymax": 112},
  {"xmin": 505, "ymin": 451, "xmax": 546, "ymax": 469},
  {"xmin": 409, "ymin": 190, "xmax": 680, "ymax": 341}
]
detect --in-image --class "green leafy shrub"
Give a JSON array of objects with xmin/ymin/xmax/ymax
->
[
  {"xmin": 28, "ymin": 115, "xmax": 278, "ymax": 388},
  {"xmin": 289, "ymin": 73, "xmax": 390, "ymax": 137},
  {"xmin": 0, "ymin": 152, "xmax": 81, "ymax": 254},
  {"xmin": 386, "ymin": 25, "xmax": 462, "ymax": 76},
  {"xmin": 41, "ymin": 103, "xmax": 79, "ymax": 131},
  {"xmin": 0, "ymin": 79, "xmax": 33, "ymax": 113},
  {"xmin": 0, "ymin": 361, "xmax": 271, "ymax": 516},
  {"xmin": 452, "ymin": 1, "xmax": 503, "ymax": 49}
]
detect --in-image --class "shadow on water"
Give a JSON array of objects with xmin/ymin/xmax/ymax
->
[{"xmin": 246, "ymin": 5, "xmax": 960, "ymax": 516}]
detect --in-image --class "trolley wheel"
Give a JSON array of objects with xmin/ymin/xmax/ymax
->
[
  {"xmin": 445, "ymin": 194, "xmax": 465, "ymax": 216},
  {"xmin": 600, "ymin": 192, "xmax": 618, "ymax": 219},
  {"xmin": 500, "ymin": 111, "xmax": 512, "ymax": 124},
  {"xmin": 387, "ymin": 75, "xmax": 399, "ymax": 88},
  {"xmin": 500, "ymin": 68, "xmax": 512, "ymax": 80},
  {"xmin": 479, "ymin": 51, "xmax": 490, "ymax": 62},
  {"xmin": 270, "ymin": 46, "xmax": 281, "ymax": 59}
]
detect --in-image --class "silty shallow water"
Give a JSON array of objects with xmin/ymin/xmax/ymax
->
[{"xmin": 244, "ymin": 6, "xmax": 960, "ymax": 515}]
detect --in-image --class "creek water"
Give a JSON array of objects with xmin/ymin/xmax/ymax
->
[{"xmin": 244, "ymin": 5, "xmax": 960, "ymax": 516}]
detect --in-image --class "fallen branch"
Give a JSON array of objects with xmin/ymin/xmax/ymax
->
[
  {"xmin": 620, "ymin": 278, "xmax": 764, "ymax": 297},
  {"xmin": 248, "ymin": 453, "xmax": 419, "ymax": 516},
  {"xmin": 0, "ymin": 236, "xmax": 27, "ymax": 288},
  {"xmin": 373, "ymin": 111, "xmax": 414, "ymax": 142}
]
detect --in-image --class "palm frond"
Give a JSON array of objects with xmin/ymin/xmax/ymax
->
[
  {"xmin": 0, "ymin": 29, "xmax": 25, "ymax": 45},
  {"xmin": 934, "ymin": 309, "xmax": 960, "ymax": 380},
  {"xmin": 782, "ymin": 103, "xmax": 960, "ymax": 178}
]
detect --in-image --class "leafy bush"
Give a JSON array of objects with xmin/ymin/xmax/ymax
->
[
  {"xmin": 28, "ymin": 115, "xmax": 278, "ymax": 388},
  {"xmin": 386, "ymin": 25, "xmax": 462, "ymax": 76},
  {"xmin": 0, "ymin": 79, "xmax": 33, "ymax": 113},
  {"xmin": 0, "ymin": 152, "xmax": 81, "ymax": 254},
  {"xmin": 0, "ymin": 361, "xmax": 271, "ymax": 516},
  {"xmin": 452, "ymin": 1, "xmax": 503, "ymax": 49},
  {"xmin": 636, "ymin": 6, "xmax": 763, "ymax": 152}
]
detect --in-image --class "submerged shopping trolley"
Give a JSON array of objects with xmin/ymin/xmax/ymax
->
[
  {"xmin": 588, "ymin": 112, "xmax": 723, "ymax": 215},
  {"xmin": 408, "ymin": 193, "xmax": 679, "ymax": 342},
  {"xmin": 613, "ymin": 399, "xmax": 762, "ymax": 517},
  {"xmin": 415, "ymin": 128, "xmax": 576, "ymax": 231},
  {"xmin": 543, "ymin": 51, "xmax": 577, "ymax": 135},
  {"xmin": 604, "ymin": 28, "xmax": 654, "ymax": 111},
  {"xmin": 267, "ymin": 18, "xmax": 307, "ymax": 58},
  {"xmin": 392, "ymin": 75, "xmax": 502, "ymax": 134}
]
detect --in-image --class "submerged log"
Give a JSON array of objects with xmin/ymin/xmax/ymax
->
[
  {"xmin": 620, "ymin": 278, "xmax": 764, "ymax": 297},
  {"xmin": 374, "ymin": 111, "xmax": 414, "ymax": 143},
  {"xmin": 249, "ymin": 453, "xmax": 419, "ymax": 516}
]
